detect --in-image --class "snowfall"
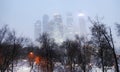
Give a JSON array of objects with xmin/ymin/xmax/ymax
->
[{"xmin": 13, "ymin": 59, "xmax": 119, "ymax": 72}]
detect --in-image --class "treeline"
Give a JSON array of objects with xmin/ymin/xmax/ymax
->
[{"xmin": 0, "ymin": 18, "xmax": 120, "ymax": 72}]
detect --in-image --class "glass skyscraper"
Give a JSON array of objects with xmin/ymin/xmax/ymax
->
[
  {"xmin": 34, "ymin": 20, "xmax": 42, "ymax": 40},
  {"xmin": 42, "ymin": 14, "xmax": 49, "ymax": 33}
]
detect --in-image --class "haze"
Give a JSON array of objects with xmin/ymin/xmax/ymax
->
[{"xmin": 0, "ymin": 0, "xmax": 120, "ymax": 40}]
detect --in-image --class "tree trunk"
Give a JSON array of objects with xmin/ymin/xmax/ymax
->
[
  {"xmin": 113, "ymin": 48, "xmax": 119, "ymax": 72},
  {"xmin": 110, "ymin": 28, "xmax": 119, "ymax": 72},
  {"xmin": 101, "ymin": 48, "xmax": 104, "ymax": 72}
]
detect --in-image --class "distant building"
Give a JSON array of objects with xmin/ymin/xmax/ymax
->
[
  {"xmin": 66, "ymin": 13, "xmax": 74, "ymax": 40},
  {"xmin": 52, "ymin": 13, "xmax": 64, "ymax": 43},
  {"xmin": 48, "ymin": 20, "xmax": 54, "ymax": 36},
  {"xmin": 42, "ymin": 14, "xmax": 49, "ymax": 33},
  {"xmin": 34, "ymin": 13, "xmax": 87, "ymax": 43},
  {"xmin": 78, "ymin": 12, "xmax": 86, "ymax": 37},
  {"xmin": 34, "ymin": 20, "xmax": 42, "ymax": 40},
  {"xmin": 66, "ymin": 13, "xmax": 73, "ymax": 25}
]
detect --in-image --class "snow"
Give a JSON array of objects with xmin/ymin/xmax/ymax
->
[
  {"xmin": 14, "ymin": 59, "xmax": 31, "ymax": 72},
  {"xmin": 13, "ymin": 60, "xmax": 117, "ymax": 72}
]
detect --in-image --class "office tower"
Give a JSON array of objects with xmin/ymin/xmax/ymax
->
[
  {"xmin": 48, "ymin": 20, "xmax": 54, "ymax": 36},
  {"xmin": 53, "ymin": 13, "xmax": 63, "ymax": 34},
  {"xmin": 52, "ymin": 13, "xmax": 63, "ymax": 43},
  {"xmin": 34, "ymin": 20, "xmax": 42, "ymax": 40},
  {"xmin": 78, "ymin": 13, "xmax": 86, "ymax": 37},
  {"xmin": 66, "ymin": 13, "xmax": 73, "ymax": 26},
  {"xmin": 66, "ymin": 13, "xmax": 74, "ymax": 39},
  {"xmin": 53, "ymin": 13, "xmax": 62, "ymax": 23},
  {"xmin": 42, "ymin": 14, "xmax": 49, "ymax": 33}
]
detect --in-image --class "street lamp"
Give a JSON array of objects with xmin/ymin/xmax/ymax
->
[{"xmin": 30, "ymin": 52, "xmax": 33, "ymax": 55}]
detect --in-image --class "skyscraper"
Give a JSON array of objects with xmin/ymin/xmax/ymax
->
[
  {"xmin": 78, "ymin": 12, "xmax": 86, "ymax": 37},
  {"xmin": 42, "ymin": 14, "xmax": 49, "ymax": 33},
  {"xmin": 52, "ymin": 13, "xmax": 64, "ymax": 43},
  {"xmin": 34, "ymin": 20, "xmax": 42, "ymax": 40},
  {"xmin": 66, "ymin": 13, "xmax": 74, "ymax": 39},
  {"xmin": 66, "ymin": 13, "xmax": 73, "ymax": 26}
]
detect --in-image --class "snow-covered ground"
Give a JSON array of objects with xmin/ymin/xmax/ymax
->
[
  {"xmin": 90, "ymin": 65, "xmax": 115, "ymax": 72},
  {"xmin": 13, "ymin": 60, "xmax": 118, "ymax": 72},
  {"xmin": 14, "ymin": 59, "xmax": 31, "ymax": 72}
]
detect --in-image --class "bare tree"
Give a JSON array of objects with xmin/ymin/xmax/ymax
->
[
  {"xmin": 0, "ymin": 25, "xmax": 25, "ymax": 72},
  {"xmin": 37, "ymin": 33, "xmax": 58, "ymax": 72},
  {"xmin": 75, "ymin": 36, "xmax": 93, "ymax": 72},
  {"xmin": 115, "ymin": 23, "xmax": 120, "ymax": 36},
  {"xmin": 61, "ymin": 39, "xmax": 80, "ymax": 72},
  {"xmin": 89, "ymin": 17, "xmax": 119, "ymax": 72}
]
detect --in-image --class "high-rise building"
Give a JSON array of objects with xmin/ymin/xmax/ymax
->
[
  {"xmin": 53, "ymin": 13, "xmax": 62, "ymax": 24},
  {"xmin": 42, "ymin": 14, "xmax": 49, "ymax": 33},
  {"xmin": 48, "ymin": 20, "xmax": 54, "ymax": 36},
  {"xmin": 52, "ymin": 13, "xmax": 64, "ymax": 43},
  {"xmin": 78, "ymin": 13, "xmax": 86, "ymax": 37},
  {"xmin": 34, "ymin": 20, "xmax": 42, "ymax": 40},
  {"xmin": 66, "ymin": 13, "xmax": 74, "ymax": 39},
  {"xmin": 66, "ymin": 13, "xmax": 73, "ymax": 26}
]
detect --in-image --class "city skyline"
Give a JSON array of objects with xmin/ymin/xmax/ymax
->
[
  {"xmin": 34, "ymin": 12, "xmax": 87, "ymax": 43},
  {"xmin": 0, "ymin": 0, "xmax": 120, "ymax": 40},
  {"xmin": 0, "ymin": 1, "xmax": 120, "ymax": 72}
]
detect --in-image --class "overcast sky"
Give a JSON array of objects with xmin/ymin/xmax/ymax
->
[{"xmin": 0, "ymin": 0, "xmax": 120, "ymax": 40}]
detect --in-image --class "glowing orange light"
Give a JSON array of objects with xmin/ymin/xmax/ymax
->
[
  {"xmin": 35, "ymin": 56, "xmax": 41, "ymax": 65},
  {"xmin": 30, "ymin": 52, "xmax": 33, "ymax": 55},
  {"xmin": 28, "ymin": 52, "xmax": 35, "ymax": 59}
]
